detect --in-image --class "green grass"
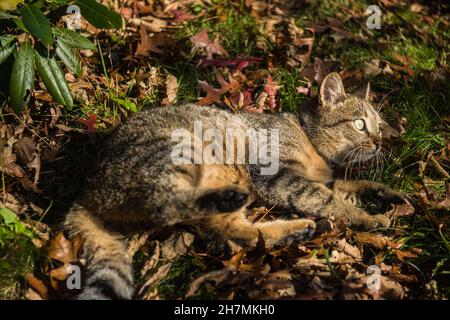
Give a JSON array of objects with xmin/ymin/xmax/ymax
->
[
  {"xmin": 393, "ymin": 40, "xmax": 438, "ymax": 71},
  {"xmin": 175, "ymin": 5, "xmax": 263, "ymax": 57},
  {"xmin": 275, "ymin": 69, "xmax": 310, "ymax": 112},
  {"xmin": 0, "ymin": 208, "xmax": 38, "ymax": 299},
  {"xmin": 0, "ymin": 237, "xmax": 36, "ymax": 299},
  {"xmin": 142, "ymin": 255, "xmax": 205, "ymax": 299}
]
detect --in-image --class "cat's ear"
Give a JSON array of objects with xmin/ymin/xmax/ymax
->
[
  {"xmin": 320, "ymin": 72, "xmax": 346, "ymax": 109},
  {"xmin": 355, "ymin": 82, "xmax": 371, "ymax": 100},
  {"xmin": 363, "ymin": 81, "xmax": 371, "ymax": 100}
]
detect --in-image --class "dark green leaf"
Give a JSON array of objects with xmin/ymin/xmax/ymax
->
[
  {"xmin": 52, "ymin": 28, "xmax": 96, "ymax": 50},
  {"xmin": 0, "ymin": 35, "xmax": 17, "ymax": 47},
  {"xmin": 74, "ymin": 0, "xmax": 122, "ymax": 29},
  {"xmin": 0, "ymin": 45, "xmax": 15, "ymax": 65},
  {"xmin": 9, "ymin": 40, "xmax": 34, "ymax": 113},
  {"xmin": 55, "ymin": 37, "xmax": 82, "ymax": 76},
  {"xmin": 13, "ymin": 18, "xmax": 28, "ymax": 32},
  {"xmin": 19, "ymin": 4, "xmax": 53, "ymax": 46},
  {"xmin": 35, "ymin": 48, "xmax": 73, "ymax": 109}
]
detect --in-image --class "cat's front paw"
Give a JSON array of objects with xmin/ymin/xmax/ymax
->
[
  {"xmin": 275, "ymin": 219, "xmax": 316, "ymax": 246},
  {"xmin": 358, "ymin": 185, "xmax": 405, "ymax": 212}
]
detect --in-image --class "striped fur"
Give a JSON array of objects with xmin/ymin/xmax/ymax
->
[{"xmin": 64, "ymin": 73, "xmax": 404, "ymax": 299}]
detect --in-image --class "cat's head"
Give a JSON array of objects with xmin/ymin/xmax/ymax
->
[{"xmin": 305, "ymin": 72, "xmax": 384, "ymax": 167}]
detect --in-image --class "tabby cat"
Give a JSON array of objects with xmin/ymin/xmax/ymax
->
[{"xmin": 64, "ymin": 73, "xmax": 404, "ymax": 299}]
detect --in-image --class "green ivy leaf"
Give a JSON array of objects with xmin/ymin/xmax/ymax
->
[
  {"xmin": 35, "ymin": 48, "xmax": 73, "ymax": 109},
  {"xmin": 19, "ymin": 3, "xmax": 53, "ymax": 46},
  {"xmin": 74, "ymin": 0, "xmax": 123, "ymax": 29},
  {"xmin": 52, "ymin": 27, "xmax": 96, "ymax": 50},
  {"xmin": 111, "ymin": 95, "xmax": 137, "ymax": 113},
  {"xmin": 9, "ymin": 40, "xmax": 35, "ymax": 113},
  {"xmin": 55, "ymin": 37, "xmax": 82, "ymax": 76},
  {"xmin": 0, "ymin": 207, "xmax": 34, "ymax": 238}
]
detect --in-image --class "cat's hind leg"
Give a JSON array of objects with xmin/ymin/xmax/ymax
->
[
  {"xmin": 204, "ymin": 210, "xmax": 316, "ymax": 248},
  {"xmin": 252, "ymin": 167, "xmax": 391, "ymax": 230},
  {"xmin": 64, "ymin": 204, "xmax": 134, "ymax": 300}
]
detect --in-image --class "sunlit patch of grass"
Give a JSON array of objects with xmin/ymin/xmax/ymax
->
[
  {"xmin": 367, "ymin": 76, "xmax": 448, "ymax": 181},
  {"xmin": 342, "ymin": 44, "xmax": 382, "ymax": 68},
  {"xmin": 0, "ymin": 208, "xmax": 38, "ymax": 299},
  {"xmin": 175, "ymin": 6, "xmax": 262, "ymax": 57},
  {"xmin": 275, "ymin": 68, "xmax": 309, "ymax": 113},
  {"xmin": 390, "ymin": 39, "xmax": 439, "ymax": 72},
  {"xmin": 395, "ymin": 85, "xmax": 446, "ymax": 154}
]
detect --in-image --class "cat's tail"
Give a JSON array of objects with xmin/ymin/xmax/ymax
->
[{"xmin": 64, "ymin": 204, "xmax": 134, "ymax": 300}]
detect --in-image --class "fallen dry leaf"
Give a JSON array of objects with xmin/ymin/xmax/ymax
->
[
  {"xmin": 160, "ymin": 231, "xmax": 194, "ymax": 260},
  {"xmin": 77, "ymin": 114, "xmax": 97, "ymax": 142},
  {"xmin": 190, "ymin": 29, "xmax": 229, "ymax": 60},
  {"xmin": 198, "ymin": 80, "xmax": 226, "ymax": 106},
  {"xmin": 162, "ymin": 74, "xmax": 178, "ymax": 106},
  {"xmin": 141, "ymin": 241, "xmax": 160, "ymax": 277},
  {"xmin": 48, "ymin": 232, "xmax": 77, "ymax": 264},
  {"xmin": 170, "ymin": 9, "xmax": 195, "ymax": 23},
  {"xmin": 26, "ymin": 274, "xmax": 48, "ymax": 300},
  {"xmin": 264, "ymin": 75, "xmax": 279, "ymax": 111},
  {"xmin": 385, "ymin": 202, "xmax": 415, "ymax": 220},
  {"xmin": 186, "ymin": 269, "xmax": 231, "ymax": 298},
  {"xmin": 138, "ymin": 262, "xmax": 172, "ymax": 296}
]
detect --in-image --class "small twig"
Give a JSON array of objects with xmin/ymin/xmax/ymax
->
[{"xmin": 429, "ymin": 154, "xmax": 450, "ymax": 179}]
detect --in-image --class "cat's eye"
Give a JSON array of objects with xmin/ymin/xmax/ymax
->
[
  {"xmin": 377, "ymin": 121, "xmax": 382, "ymax": 133},
  {"xmin": 354, "ymin": 119, "xmax": 365, "ymax": 131}
]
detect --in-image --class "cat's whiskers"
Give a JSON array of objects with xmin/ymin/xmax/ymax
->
[
  {"xmin": 342, "ymin": 146, "xmax": 360, "ymax": 179},
  {"xmin": 344, "ymin": 146, "xmax": 362, "ymax": 180},
  {"xmin": 380, "ymin": 146, "xmax": 393, "ymax": 162},
  {"xmin": 378, "ymin": 88, "xmax": 400, "ymax": 112},
  {"xmin": 350, "ymin": 148, "xmax": 362, "ymax": 179},
  {"xmin": 356, "ymin": 148, "xmax": 364, "ymax": 178}
]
